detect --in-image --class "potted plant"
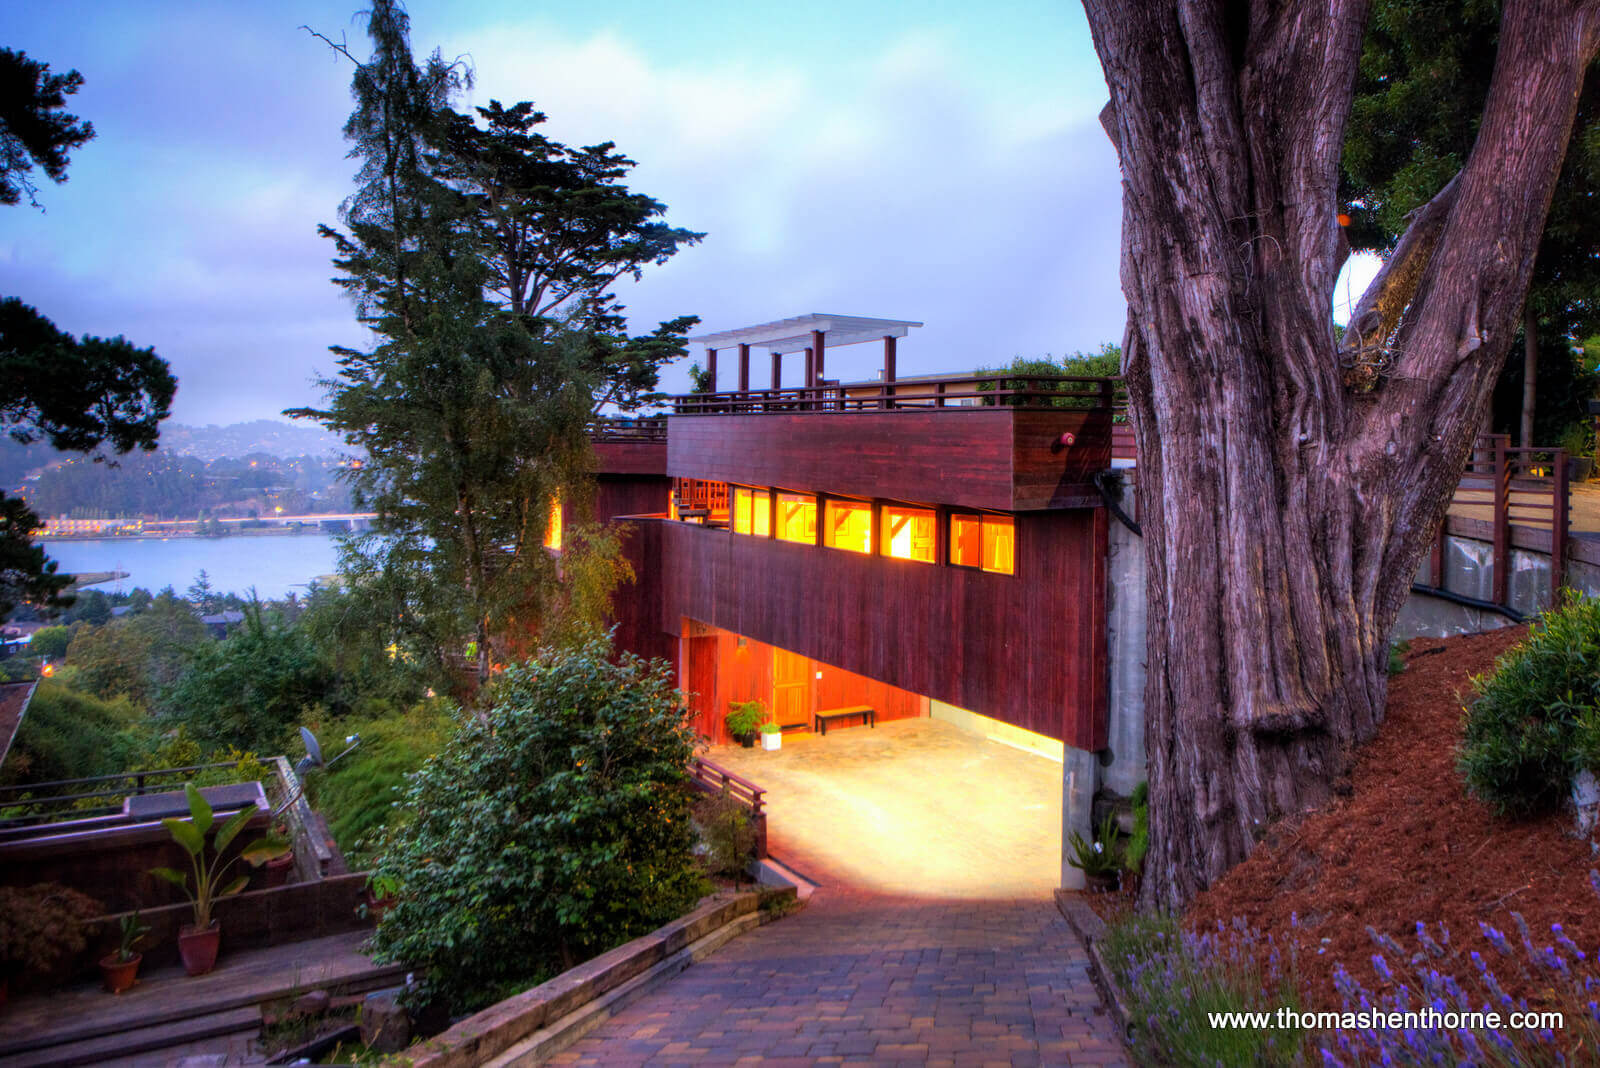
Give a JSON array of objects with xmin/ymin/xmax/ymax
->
[
  {"xmin": 260, "ymin": 821, "xmax": 296, "ymax": 888},
  {"xmin": 760, "ymin": 719, "xmax": 782, "ymax": 751},
  {"xmin": 725, "ymin": 700, "xmax": 766, "ymax": 747},
  {"xmin": 0, "ymin": 883, "xmax": 102, "ymax": 1004},
  {"xmin": 1065, "ymin": 811, "xmax": 1122, "ymax": 893},
  {"xmin": 99, "ymin": 912, "xmax": 151, "ymax": 994},
  {"xmin": 151, "ymin": 783, "xmax": 290, "ymax": 976}
]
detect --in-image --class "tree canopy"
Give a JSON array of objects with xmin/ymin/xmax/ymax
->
[
  {"xmin": 0, "ymin": 47, "xmax": 94, "ymax": 208},
  {"xmin": 1342, "ymin": 0, "xmax": 1600, "ymax": 445},
  {"xmin": 295, "ymin": 1, "xmax": 699, "ymax": 689}
]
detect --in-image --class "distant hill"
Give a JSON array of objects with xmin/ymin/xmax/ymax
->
[{"xmin": 155, "ymin": 421, "xmax": 346, "ymax": 461}]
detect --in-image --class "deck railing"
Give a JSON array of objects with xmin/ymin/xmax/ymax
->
[
  {"xmin": 589, "ymin": 415, "xmax": 668, "ymax": 442},
  {"xmin": 0, "ymin": 760, "xmax": 255, "ymax": 829},
  {"xmin": 1428, "ymin": 433, "xmax": 1572, "ymax": 607},
  {"xmin": 669, "ymin": 373, "xmax": 1126, "ymax": 415}
]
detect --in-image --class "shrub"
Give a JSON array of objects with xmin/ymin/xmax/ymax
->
[
  {"xmin": 28, "ymin": 625, "xmax": 70, "ymax": 660},
  {"xmin": 366, "ymin": 637, "xmax": 710, "ymax": 1012},
  {"xmin": 1123, "ymin": 782, "xmax": 1149, "ymax": 876},
  {"xmin": 0, "ymin": 883, "xmax": 103, "ymax": 987},
  {"xmin": 1460, "ymin": 595, "xmax": 1600, "ymax": 816},
  {"xmin": 725, "ymin": 699, "xmax": 765, "ymax": 739},
  {"xmin": 0, "ymin": 679, "xmax": 154, "ymax": 788},
  {"xmin": 694, "ymin": 789, "xmax": 758, "ymax": 880}
]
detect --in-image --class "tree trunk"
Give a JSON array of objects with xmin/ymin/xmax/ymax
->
[
  {"xmin": 1522, "ymin": 307, "xmax": 1540, "ymax": 446},
  {"xmin": 1084, "ymin": 0, "xmax": 1600, "ymax": 909}
]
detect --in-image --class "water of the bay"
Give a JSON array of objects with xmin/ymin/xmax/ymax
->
[{"xmin": 38, "ymin": 533, "xmax": 344, "ymax": 599}]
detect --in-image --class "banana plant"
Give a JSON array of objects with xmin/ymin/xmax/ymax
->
[{"xmin": 150, "ymin": 783, "xmax": 291, "ymax": 931}]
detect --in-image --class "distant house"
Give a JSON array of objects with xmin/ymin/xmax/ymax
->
[{"xmin": 200, "ymin": 610, "xmax": 246, "ymax": 638}]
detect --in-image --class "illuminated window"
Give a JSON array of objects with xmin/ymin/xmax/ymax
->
[
  {"xmin": 733, "ymin": 487, "xmax": 771, "ymax": 536},
  {"xmin": 544, "ymin": 496, "xmax": 563, "ymax": 551},
  {"xmin": 775, "ymin": 492, "xmax": 817, "ymax": 544},
  {"xmin": 950, "ymin": 513, "xmax": 1014, "ymax": 574},
  {"xmin": 982, "ymin": 515, "xmax": 1014, "ymax": 574},
  {"xmin": 824, "ymin": 499, "xmax": 872, "ymax": 554},
  {"xmin": 883, "ymin": 506, "xmax": 936, "ymax": 563}
]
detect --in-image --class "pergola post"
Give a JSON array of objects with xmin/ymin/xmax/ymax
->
[
  {"xmin": 803, "ymin": 347, "xmax": 815, "ymax": 410},
  {"xmin": 882, "ymin": 335, "xmax": 897, "ymax": 410},
  {"xmin": 705, "ymin": 347, "xmax": 717, "ymax": 393},
  {"xmin": 738, "ymin": 343, "xmax": 750, "ymax": 397},
  {"xmin": 771, "ymin": 350, "xmax": 781, "ymax": 392}
]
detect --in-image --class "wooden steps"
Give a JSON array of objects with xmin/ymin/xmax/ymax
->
[
  {"xmin": 0, "ymin": 931, "xmax": 405, "ymax": 1067},
  {"xmin": 1, "ymin": 1007, "xmax": 261, "ymax": 1067}
]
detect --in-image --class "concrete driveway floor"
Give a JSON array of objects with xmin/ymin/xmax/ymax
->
[{"xmin": 706, "ymin": 717, "xmax": 1065, "ymax": 898}]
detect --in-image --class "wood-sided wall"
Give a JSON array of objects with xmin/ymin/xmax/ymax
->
[
  {"xmin": 683, "ymin": 627, "xmax": 924, "ymax": 745},
  {"xmin": 620, "ymin": 509, "xmax": 1107, "ymax": 750}
]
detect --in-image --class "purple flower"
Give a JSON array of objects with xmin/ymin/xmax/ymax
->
[
  {"xmin": 1479, "ymin": 922, "xmax": 1514, "ymax": 957},
  {"xmin": 1373, "ymin": 953, "xmax": 1394, "ymax": 983}
]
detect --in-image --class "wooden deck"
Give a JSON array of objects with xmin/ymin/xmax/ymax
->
[{"xmin": 0, "ymin": 930, "xmax": 405, "ymax": 1066}]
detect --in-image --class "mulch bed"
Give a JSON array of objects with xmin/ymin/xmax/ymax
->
[{"xmin": 1185, "ymin": 628, "xmax": 1600, "ymax": 1009}]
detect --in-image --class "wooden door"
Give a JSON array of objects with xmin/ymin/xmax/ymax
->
[{"xmin": 771, "ymin": 648, "xmax": 812, "ymax": 729}]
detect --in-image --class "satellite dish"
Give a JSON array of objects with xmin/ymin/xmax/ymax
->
[{"xmin": 299, "ymin": 726, "xmax": 325, "ymax": 770}]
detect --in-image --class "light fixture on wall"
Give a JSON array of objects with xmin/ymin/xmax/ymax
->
[{"xmin": 736, "ymin": 636, "xmax": 747, "ymax": 649}]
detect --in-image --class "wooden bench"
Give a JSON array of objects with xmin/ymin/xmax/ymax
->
[{"xmin": 814, "ymin": 705, "xmax": 875, "ymax": 736}]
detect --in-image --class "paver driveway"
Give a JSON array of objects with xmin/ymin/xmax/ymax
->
[{"xmin": 553, "ymin": 719, "xmax": 1129, "ymax": 1066}]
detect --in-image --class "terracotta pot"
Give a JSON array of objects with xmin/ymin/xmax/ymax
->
[
  {"xmin": 262, "ymin": 852, "xmax": 295, "ymax": 888},
  {"xmin": 99, "ymin": 952, "xmax": 142, "ymax": 994},
  {"xmin": 178, "ymin": 923, "xmax": 221, "ymax": 976}
]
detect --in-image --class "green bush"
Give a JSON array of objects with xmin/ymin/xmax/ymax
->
[
  {"xmin": 366, "ymin": 637, "xmax": 710, "ymax": 1012},
  {"xmin": 0, "ymin": 679, "xmax": 155, "ymax": 788},
  {"xmin": 1461, "ymin": 595, "xmax": 1600, "ymax": 816},
  {"xmin": 28, "ymin": 626, "xmax": 71, "ymax": 660}
]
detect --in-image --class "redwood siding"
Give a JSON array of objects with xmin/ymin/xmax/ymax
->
[
  {"xmin": 665, "ymin": 410, "xmax": 1109, "ymax": 512},
  {"xmin": 593, "ymin": 440, "xmax": 666, "ymax": 476},
  {"xmin": 596, "ymin": 475, "xmax": 668, "ymax": 523},
  {"xmin": 631, "ymin": 513, "xmax": 1106, "ymax": 749}
]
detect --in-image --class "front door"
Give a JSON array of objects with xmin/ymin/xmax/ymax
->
[{"xmin": 771, "ymin": 648, "xmax": 812, "ymax": 729}]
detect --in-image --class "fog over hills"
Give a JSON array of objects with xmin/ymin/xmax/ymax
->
[{"xmin": 155, "ymin": 420, "xmax": 346, "ymax": 461}]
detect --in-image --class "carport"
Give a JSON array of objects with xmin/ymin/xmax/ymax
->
[{"xmin": 707, "ymin": 716, "xmax": 1063, "ymax": 898}]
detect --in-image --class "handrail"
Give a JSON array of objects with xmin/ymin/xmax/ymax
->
[
  {"xmin": 0, "ymin": 760, "xmax": 244, "ymax": 798},
  {"xmin": 589, "ymin": 416, "xmax": 668, "ymax": 443},
  {"xmin": 689, "ymin": 757, "xmax": 765, "ymax": 816},
  {"xmin": 668, "ymin": 373, "xmax": 1125, "ymax": 415}
]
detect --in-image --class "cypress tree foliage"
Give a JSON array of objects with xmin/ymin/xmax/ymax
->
[
  {"xmin": 1341, "ymin": 0, "xmax": 1600, "ymax": 445},
  {"xmin": 296, "ymin": 2, "xmax": 701, "ymax": 693}
]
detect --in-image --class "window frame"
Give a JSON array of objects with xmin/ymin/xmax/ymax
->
[
  {"xmin": 821, "ymin": 495, "xmax": 875, "ymax": 555},
  {"xmin": 947, "ymin": 509, "xmax": 1016, "ymax": 575}
]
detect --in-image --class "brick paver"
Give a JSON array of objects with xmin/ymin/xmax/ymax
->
[{"xmin": 552, "ymin": 886, "xmax": 1129, "ymax": 1067}]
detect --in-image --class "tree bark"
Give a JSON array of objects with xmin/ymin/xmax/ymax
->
[
  {"xmin": 1084, "ymin": 0, "xmax": 1600, "ymax": 908},
  {"xmin": 1523, "ymin": 307, "xmax": 1540, "ymax": 446}
]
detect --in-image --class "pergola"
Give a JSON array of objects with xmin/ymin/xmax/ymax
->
[{"xmin": 688, "ymin": 314, "xmax": 924, "ymax": 394}]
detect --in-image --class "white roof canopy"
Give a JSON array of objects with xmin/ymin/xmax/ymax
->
[{"xmin": 689, "ymin": 313, "xmax": 923, "ymax": 355}]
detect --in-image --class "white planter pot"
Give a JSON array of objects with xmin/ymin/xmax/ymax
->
[{"xmin": 761, "ymin": 731, "xmax": 782, "ymax": 751}]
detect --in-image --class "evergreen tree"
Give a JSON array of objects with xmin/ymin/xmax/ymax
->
[{"xmin": 295, "ymin": 2, "xmax": 698, "ymax": 694}]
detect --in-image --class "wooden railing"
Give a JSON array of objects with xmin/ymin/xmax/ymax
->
[
  {"xmin": 589, "ymin": 416, "xmax": 668, "ymax": 443},
  {"xmin": 669, "ymin": 373, "xmax": 1125, "ymax": 415},
  {"xmin": 689, "ymin": 757, "xmax": 767, "ymax": 859},
  {"xmin": 1429, "ymin": 433, "xmax": 1572, "ymax": 606},
  {"xmin": 0, "ymin": 760, "xmax": 253, "ymax": 829}
]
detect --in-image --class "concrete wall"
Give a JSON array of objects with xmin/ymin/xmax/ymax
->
[
  {"xmin": 929, "ymin": 699, "xmax": 1065, "ymax": 763},
  {"xmin": 1394, "ymin": 533, "xmax": 1600, "ymax": 639}
]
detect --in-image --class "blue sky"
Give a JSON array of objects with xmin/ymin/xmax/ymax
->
[{"xmin": 0, "ymin": 2, "xmax": 1369, "ymax": 425}]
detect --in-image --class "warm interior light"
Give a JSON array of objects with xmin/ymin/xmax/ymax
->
[
  {"xmin": 544, "ymin": 495, "xmax": 563, "ymax": 550},
  {"xmin": 884, "ymin": 506, "xmax": 936, "ymax": 563},
  {"xmin": 981, "ymin": 515, "xmax": 1014, "ymax": 574},
  {"xmin": 775, "ymin": 492, "xmax": 817, "ymax": 543},
  {"xmin": 733, "ymin": 487, "xmax": 772, "ymax": 536},
  {"xmin": 824, "ymin": 499, "xmax": 872, "ymax": 554}
]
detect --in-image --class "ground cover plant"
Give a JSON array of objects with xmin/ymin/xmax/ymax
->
[{"xmin": 365, "ymin": 636, "xmax": 709, "ymax": 1012}]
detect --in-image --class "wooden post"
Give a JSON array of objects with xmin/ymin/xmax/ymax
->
[
  {"xmin": 1430, "ymin": 518, "xmax": 1447, "ymax": 589},
  {"xmin": 812, "ymin": 327, "xmax": 826, "ymax": 386},
  {"xmin": 706, "ymin": 347, "xmax": 717, "ymax": 392},
  {"xmin": 771, "ymin": 350, "xmax": 781, "ymax": 392},
  {"xmin": 804, "ymin": 347, "xmax": 815, "ymax": 409},
  {"xmin": 883, "ymin": 335, "xmax": 897, "ymax": 410},
  {"xmin": 1492, "ymin": 437, "xmax": 1509, "ymax": 607},
  {"xmin": 1553, "ymin": 448, "xmax": 1570, "ymax": 605},
  {"xmin": 738, "ymin": 343, "xmax": 750, "ymax": 397}
]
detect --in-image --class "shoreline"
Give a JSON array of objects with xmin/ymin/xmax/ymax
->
[{"xmin": 36, "ymin": 527, "xmax": 356, "ymax": 545}]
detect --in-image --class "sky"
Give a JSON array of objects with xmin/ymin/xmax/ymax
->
[{"xmin": 1, "ymin": 1, "xmax": 1377, "ymax": 425}]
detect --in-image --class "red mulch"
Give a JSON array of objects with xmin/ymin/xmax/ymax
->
[{"xmin": 1186, "ymin": 628, "xmax": 1600, "ymax": 1009}]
